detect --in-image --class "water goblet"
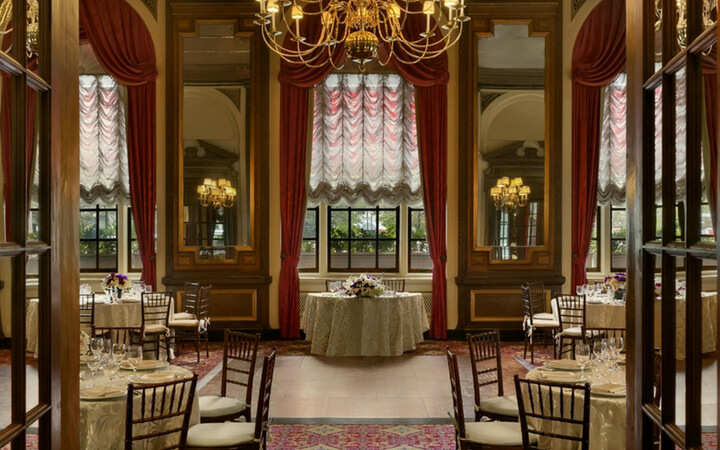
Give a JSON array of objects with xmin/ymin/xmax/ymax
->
[
  {"xmin": 126, "ymin": 345, "xmax": 142, "ymax": 372},
  {"xmin": 575, "ymin": 343, "xmax": 590, "ymax": 376},
  {"xmin": 112, "ymin": 343, "xmax": 126, "ymax": 362},
  {"xmin": 86, "ymin": 357, "xmax": 101, "ymax": 387},
  {"xmin": 89, "ymin": 338, "xmax": 103, "ymax": 357},
  {"xmin": 102, "ymin": 359, "xmax": 119, "ymax": 382},
  {"xmin": 576, "ymin": 285, "xmax": 584, "ymax": 296}
]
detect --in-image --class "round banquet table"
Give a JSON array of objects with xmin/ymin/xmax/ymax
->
[
  {"xmin": 301, "ymin": 292, "xmax": 429, "ymax": 356},
  {"xmin": 80, "ymin": 362, "xmax": 198, "ymax": 450},
  {"xmin": 525, "ymin": 365, "xmax": 627, "ymax": 450},
  {"xmin": 551, "ymin": 292, "xmax": 717, "ymax": 360}
]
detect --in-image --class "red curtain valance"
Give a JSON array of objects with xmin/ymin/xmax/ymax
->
[
  {"xmin": 571, "ymin": 0, "xmax": 626, "ymax": 289},
  {"xmin": 79, "ymin": 0, "xmax": 158, "ymax": 288}
]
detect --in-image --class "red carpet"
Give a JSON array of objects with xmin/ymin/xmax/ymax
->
[{"xmin": 267, "ymin": 424, "xmax": 455, "ymax": 449}]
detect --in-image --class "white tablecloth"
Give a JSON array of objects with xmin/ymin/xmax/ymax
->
[
  {"xmin": 301, "ymin": 292, "xmax": 429, "ymax": 356},
  {"xmin": 525, "ymin": 367, "xmax": 626, "ymax": 449},
  {"xmin": 80, "ymin": 363, "xmax": 198, "ymax": 450},
  {"xmin": 551, "ymin": 293, "xmax": 717, "ymax": 359}
]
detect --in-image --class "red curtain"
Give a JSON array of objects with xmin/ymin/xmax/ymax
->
[
  {"xmin": 391, "ymin": 39, "xmax": 449, "ymax": 339},
  {"xmin": 277, "ymin": 10, "xmax": 345, "ymax": 338},
  {"xmin": 571, "ymin": 0, "xmax": 626, "ymax": 289},
  {"xmin": 79, "ymin": 0, "xmax": 158, "ymax": 288}
]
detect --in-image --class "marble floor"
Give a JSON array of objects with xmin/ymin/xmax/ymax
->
[{"xmin": 197, "ymin": 353, "xmax": 528, "ymax": 422}]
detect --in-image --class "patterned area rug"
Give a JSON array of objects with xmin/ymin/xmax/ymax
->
[{"xmin": 267, "ymin": 424, "xmax": 455, "ymax": 449}]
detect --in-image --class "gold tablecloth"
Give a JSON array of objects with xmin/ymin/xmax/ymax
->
[{"xmin": 301, "ymin": 292, "xmax": 429, "ymax": 356}]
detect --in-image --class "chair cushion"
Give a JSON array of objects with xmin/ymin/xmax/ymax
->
[
  {"xmin": 464, "ymin": 421, "xmax": 537, "ymax": 446},
  {"xmin": 533, "ymin": 312, "xmax": 555, "ymax": 321},
  {"xmin": 144, "ymin": 324, "xmax": 167, "ymax": 334},
  {"xmin": 173, "ymin": 312, "xmax": 195, "ymax": 320},
  {"xmin": 563, "ymin": 326, "xmax": 583, "ymax": 337},
  {"xmin": 186, "ymin": 422, "xmax": 256, "ymax": 447},
  {"xmin": 532, "ymin": 318, "xmax": 559, "ymax": 328},
  {"xmin": 199, "ymin": 396, "xmax": 248, "ymax": 418},
  {"xmin": 477, "ymin": 395, "xmax": 519, "ymax": 418},
  {"xmin": 168, "ymin": 319, "xmax": 200, "ymax": 328}
]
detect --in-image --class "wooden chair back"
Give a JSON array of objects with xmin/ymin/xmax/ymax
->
[
  {"xmin": 582, "ymin": 326, "xmax": 625, "ymax": 347},
  {"xmin": 141, "ymin": 291, "xmax": 172, "ymax": 327},
  {"xmin": 221, "ymin": 331, "xmax": 260, "ymax": 420},
  {"xmin": 196, "ymin": 284, "xmax": 211, "ymax": 320},
  {"xmin": 79, "ymin": 293, "xmax": 95, "ymax": 330},
  {"xmin": 182, "ymin": 281, "xmax": 200, "ymax": 315},
  {"xmin": 125, "ymin": 374, "xmax": 197, "ymax": 450},
  {"xmin": 252, "ymin": 347, "xmax": 278, "ymax": 447},
  {"xmin": 91, "ymin": 326, "xmax": 144, "ymax": 348},
  {"xmin": 445, "ymin": 348, "xmax": 468, "ymax": 446},
  {"xmin": 521, "ymin": 282, "xmax": 547, "ymax": 325},
  {"xmin": 467, "ymin": 330, "xmax": 504, "ymax": 401},
  {"xmin": 514, "ymin": 375, "xmax": 592, "ymax": 450},
  {"xmin": 382, "ymin": 278, "xmax": 406, "ymax": 292},
  {"xmin": 556, "ymin": 294, "xmax": 586, "ymax": 331}
]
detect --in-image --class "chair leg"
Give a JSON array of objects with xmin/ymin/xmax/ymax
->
[
  {"xmin": 195, "ymin": 333, "xmax": 200, "ymax": 363},
  {"xmin": 523, "ymin": 332, "xmax": 529, "ymax": 360}
]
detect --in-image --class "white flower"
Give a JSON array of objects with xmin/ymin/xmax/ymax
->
[{"xmin": 340, "ymin": 273, "xmax": 385, "ymax": 298}]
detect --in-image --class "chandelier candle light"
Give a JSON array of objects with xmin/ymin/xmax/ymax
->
[
  {"xmin": 490, "ymin": 176, "xmax": 530, "ymax": 209},
  {"xmin": 254, "ymin": 0, "xmax": 467, "ymax": 70},
  {"xmin": 197, "ymin": 178, "xmax": 237, "ymax": 209}
]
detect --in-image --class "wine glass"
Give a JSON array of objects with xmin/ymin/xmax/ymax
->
[
  {"xmin": 575, "ymin": 343, "xmax": 590, "ymax": 375},
  {"xmin": 86, "ymin": 357, "xmax": 101, "ymax": 387},
  {"xmin": 89, "ymin": 338, "xmax": 103, "ymax": 357},
  {"xmin": 102, "ymin": 359, "xmax": 119, "ymax": 382},
  {"xmin": 126, "ymin": 345, "xmax": 143, "ymax": 372},
  {"xmin": 592, "ymin": 340, "xmax": 608, "ymax": 376},
  {"xmin": 111, "ymin": 343, "xmax": 126, "ymax": 362},
  {"xmin": 576, "ymin": 285, "xmax": 584, "ymax": 296}
]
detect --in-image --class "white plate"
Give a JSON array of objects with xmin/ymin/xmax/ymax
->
[
  {"xmin": 544, "ymin": 360, "xmax": 583, "ymax": 371},
  {"xmin": 120, "ymin": 360, "xmax": 166, "ymax": 371},
  {"xmin": 80, "ymin": 387, "xmax": 126, "ymax": 401},
  {"xmin": 133, "ymin": 373, "xmax": 177, "ymax": 384}
]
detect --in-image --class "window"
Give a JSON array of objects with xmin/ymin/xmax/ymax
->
[
  {"xmin": 299, "ymin": 207, "xmax": 319, "ymax": 271},
  {"xmin": 304, "ymin": 73, "xmax": 430, "ymax": 274},
  {"xmin": 586, "ymin": 208, "xmax": 599, "ymax": 272},
  {"xmin": 80, "ymin": 204, "xmax": 118, "ymax": 271},
  {"xmin": 609, "ymin": 206, "xmax": 626, "ymax": 271},
  {"xmin": 328, "ymin": 202, "xmax": 399, "ymax": 271},
  {"xmin": 79, "ymin": 72, "xmax": 140, "ymax": 274},
  {"xmin": 408, "ymin": 207, "xmax": 432, "ymax": 271}
]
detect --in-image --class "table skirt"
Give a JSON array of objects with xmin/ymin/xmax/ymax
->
[{"xmin": 301, "ymin": 293, "xmax": 429, "ymax": 356}]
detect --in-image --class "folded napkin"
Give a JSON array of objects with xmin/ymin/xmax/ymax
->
[
  {"xmin": 137, "ymin": 373, "xmax": 176, "ymax": 384},
  {"xmin": 546, "ymin": 359, "xmax": 581, "ymax": 370},
  {"xmin": 81, "ymin": 386, "xmax": 126, "ymax": 399},
  {"xmin": 592, "ymin": 383, "xmax": 626, "ymax": 394},
  {"xmin": 121, "ymin": 360, "xmax": 164, "ymax": 370},
  {"xmin": 538, "ymin": 371, "xmax": 580, "ymax": 381}
]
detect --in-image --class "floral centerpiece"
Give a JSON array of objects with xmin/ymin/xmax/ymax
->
[
  {"xmin": 100, "ymin": 272, "xmax": 132, "ymax": 300},
  {"xmin": 654, "ymin": 277, "xmax": 686, "ymax": 297},
  {"xmin": 339, "ymin": 273, "xmax": 385, "ymax": 298},
  {"xmin": 604, "ymin": 272, "xmax": 627, "ymax": 291}
]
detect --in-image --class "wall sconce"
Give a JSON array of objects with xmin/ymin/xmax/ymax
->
[
  {"xmin": 197, "ymin": 178, "xmax": 237, "ymax": 209},
  {"xmin": 490, "ymin": 176, "xmax": 530, "ymax": 209}
]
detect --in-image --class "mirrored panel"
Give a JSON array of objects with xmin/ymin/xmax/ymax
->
[
  {"xmin": 25, "ymin": 255, "xmax": 40, "ymax": 414},
  {"xmin": 475, "ymin": 23, "xmax": 546, "ymax": 260},
  {"xmin": 181, "ymin": 22, "xmax": 251, "ymax": 261}
]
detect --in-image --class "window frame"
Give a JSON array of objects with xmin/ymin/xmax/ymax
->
[
  {"xmin": 407, "ymin": 206, "xmax": 432, "ymax": 273},
  {"xmin": 79, "ymin": 204, "xmax": 119, "ymax": 273},
  {"xmin": 327, "ymin": 204, "xmax": 400, "ymax": 273},
  {"xmin": 299, "ymin": 206, "xmax": 319, "ymax": 272}
]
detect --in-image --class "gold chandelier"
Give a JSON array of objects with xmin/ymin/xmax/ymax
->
[
  {"xmin": 0, "ymin": 0, "xmax": 39, "ymax": 59},
  {"xmin": 197, "ymin": 178, "xmax": 237, "ymax": 209},
  {"xmin": 490, "ymin": 177, "xmax": 530, "ymax": 209},
  {"xmin": 655, "ymin": 0, "xmax": 716, "ymax": 48},
  {"xmin": 254, "ymin": 0, "xmax": 468, "ymax": 70}
]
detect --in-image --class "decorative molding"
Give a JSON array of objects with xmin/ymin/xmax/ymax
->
[
  {"xmin": 480, "ymin": 91, "xmax": 504, "ymax": 112},
  {"xmin": 571, "ymin": 0, "xmax": 587, "ymax": 19},
  {"xmin": 141, "ymin": 0, "xmax": 157, "ymax": 20}
]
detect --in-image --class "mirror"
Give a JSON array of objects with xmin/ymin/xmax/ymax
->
[
  {"xmin": 180, "ymin": 22, "xmax": 251, "ymax": 261},
  {"xmin": 475, "ymin": 23, "xmax": 546, "ymax": 260}
]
